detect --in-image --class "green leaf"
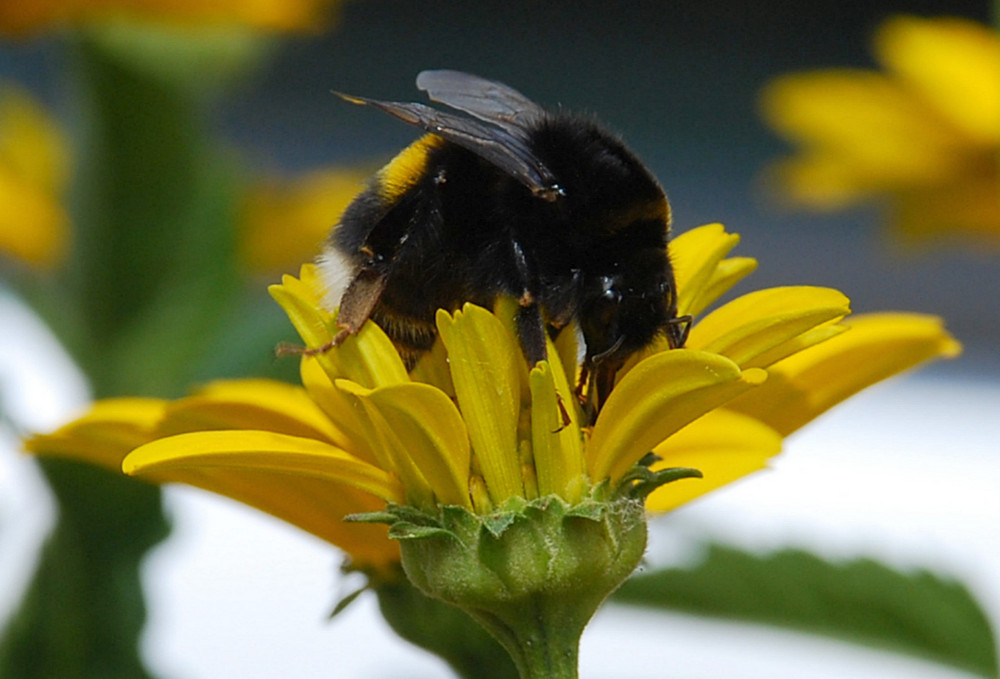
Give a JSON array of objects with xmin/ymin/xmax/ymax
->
[
  {"xmin": 614, "ymin": 544, "xmax": 999, "ymax": 677},
  {"xmin": 374, "ymin": 579, "xmax": 518, "ymax": 679}
]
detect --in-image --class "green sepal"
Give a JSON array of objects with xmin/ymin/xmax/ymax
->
[
  {"xmin": 564, "ymin": 500, "xmax": 606, "ymax": 521},
  {"xmin": 389, "ymin": 522, "xmax": 455, "ymax": 541},
  {"xmin": 616, "ymin": 465, "xmax": 703, "ymax": 501},
  {"xmin": 328, "ymin": 586, "xmax": 367, "ymax": 620},
  {"xmin": 344, "ymin": 510, "xmax": 399, "ymax": 524},
  {"xmin": 482, "ymin": 510, "xmax": 519, "ymax": 538}
]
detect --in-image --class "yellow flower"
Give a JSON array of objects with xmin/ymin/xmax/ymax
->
[
  {"xmin": 0, "ymin": 0, "xmax": 342, "ymax": 36},
  {"xmin": 25, "ymin": 223, "xmax": 959, "ymax": 569},
  {"xmin": 239, "ymin": 168, "xmax": 368, "ymax": 274},
  {"xmin": 25, "ymin": 222, "xmax": 959, "ymax": 677},
  {"xmin": 760, "ymin": 16, "xmax": 1000, "ymax": 244},
  {"xmin": 0, "ymin": 85, "xmax": 71, "ymax": 268}
]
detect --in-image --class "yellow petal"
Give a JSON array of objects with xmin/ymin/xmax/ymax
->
[
  {"xmin": 876, "ymin": 16, "xmax": 1000, "ymax": 145},
  {"xmin": 124, "ymin": 430, "xmax": 402, "ymax": 504},
  {"xmin": 744, "ymin": 322, "xmax": 848, "ymax": 369},
  {"xmin": 269, "ymin": 267, "xmax": 408, "ymax": 388},
  {"xmin": 686, "ymin": 286, "xmax": 850, "ymax": 367},
  {"xmin": 645, "ymin": 409, "xmax": 783, "ymax": 512},
  {"xmin": 24, "ymin": 398, "xmax": 167, "ymax": 471},
  {"xmin": 127, "ymin": 431, "xmax": 397, "ymax": 569},
  {"xmin": 553, "ymin": 320, "xmax": 581, "ymax": 397},
  {"xmin": 347, "ymin": 381, "xmax": 472, "ymax": 509},
  {"xmin": 334, "ymin": 379, "xmax": 435, "ymax": 508},
  {"xmin": 670, "ymin": 223, "xmax": 741, "ymax": 316},
  {"xmin": 762, "ymin": 154, "xmax": 872, "ymax": 208},
  {"xmin": 529, "ymin": 361, "xmax": 584, "ymax": 502},
  {"xmin": 728, "ymin": 313, "xmax": 961, "ymax": 436},
  {"xmin": 269, "ymin": 274, "xmax": 335, "ymax": 353},
  {"xmin": 436, "ymin": 304, "xmax": 524, "ymax": 503},
  {"xmin": 158, "ymin": 379, "xmax": 349, "ymax": 445},
  {"xmin": 297, "ymin": 356, "xmax": 379, "ymax": 465},
  {"xmin": 409, "ymin": 337, "xmax": 456, "ymax": 398},
  {"xmin": 686, "ymin": 256, "xmax": 758, "ymax": 318},
  {"xmin": 588, "ymin": 350, "xmax": 767, "ymax": 483}
]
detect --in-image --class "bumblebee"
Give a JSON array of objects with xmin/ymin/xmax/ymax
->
[{"xmin": 317, "ymin": 70, "xmax": 690, "ymax": 414}]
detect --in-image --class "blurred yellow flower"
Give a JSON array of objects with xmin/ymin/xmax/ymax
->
[
  {"xmin": 240, "ymin": 168, "xmax": 367, "ymax": 274},
  {"xmin": 760, "ymin": 16, "xmax": 1000, "ymax": 244},
  {"xmin": 0, "ymin": 0, "xmax": 343, "ymax": 36},
  {"xmin": 0, "ymin": 86, "xmax": 71, "ymax": 269},
  {"xmin": 25, "ymin": 223, "xmax": 959, "ymax": 572}
]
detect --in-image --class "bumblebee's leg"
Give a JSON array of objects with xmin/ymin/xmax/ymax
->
[
  {"xmin": 515, "ymin": 291, "xmax": 546, "ymax": 366},
  {"xmin": 510, "ymin": 238, "xmax": 546, "ymax": 366},
  {"xmin": 299, "ymin": 259, "xmax": 388, "ymax": 356},
  {"xmin": 335, "ymin": 264, "xmax": 389, "ymax": 335},
  {"xmin": 511, "ymin": 240, "xmax": 571, "ymax": 429}
]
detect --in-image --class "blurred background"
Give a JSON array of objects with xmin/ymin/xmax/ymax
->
[{"xmin": 1, "ymin": 0, "xmax": 997, "ymax": 677}]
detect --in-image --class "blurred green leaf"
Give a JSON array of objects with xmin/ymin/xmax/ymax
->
[
  {"xmin": 0, "ymin": 460, "xmax": 168, "ymax": 679},
  {"xmin": 614, "ymin": 544, "xmax": 999, "ymax": 677},
  {"xmin": 86, "ymin": 19, "xmax": 271, "ymax": 91},
  {"xmin": 374, "ymin": 577, "xmax": 518, "ymax": 679}
]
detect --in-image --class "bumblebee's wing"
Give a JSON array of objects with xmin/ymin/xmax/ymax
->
[
  {"xmin": 337, "ymin": 93, "xmax": 563, "ymax": 202},
  {"xmin": 415, "ymin": 70, "xmax": 545, "ymax": 133}
]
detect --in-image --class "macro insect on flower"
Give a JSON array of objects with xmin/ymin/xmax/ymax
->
[
  {"xmin": 23, "ymin": 71, "xmax": 961, "ymax": 679},
  {"xmin": 316, "ymin": 70, "xmax": 691, "ymax": 417}
]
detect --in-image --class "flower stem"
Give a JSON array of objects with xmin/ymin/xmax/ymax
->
[{"xmin": 470, "ymin": 597, "xmax": 584, "ymax": 679}]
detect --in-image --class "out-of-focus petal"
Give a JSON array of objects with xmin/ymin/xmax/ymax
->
[
  {"xmin": 728, "ymin": 313, "xmax": 961, "ymax": 436},
  {"xmin": 876, "ymin": 16, "xmax": 1000, "ymax": 145},
  {"xmin": 158, "ymin": 378, "xmax": 348, "ymax": 445},
  {"xmin": 761, "ymin": 70, "xmax": 960, "ymax": 191},
  {"xmin": 240, "ymin": 168, "xmax": 366, "ymax": 274},
  {"xmin": 0, "ymin": 0, "xmax": 343, "ymax": 36},
  {"xmin": 127, "ymin": 430, "xmax": 399, "ymax": 569},
  {"xmin": 124, "ymin": 430, "xmax": 402, "ymax": 503},
  {"xmin": 0, "ymin": 87, "xmax": 70, "ymax": 268},
  {"xmin": 686, "ymin": 286, "xmax": 850, "ymax": 367},
  {"xmin": 645, "ymin": 409, "xmax": 783, "ymax": 512},
  {"xmin": 24, "ymin": 398, "xmax": 167, "ymax": 471}
]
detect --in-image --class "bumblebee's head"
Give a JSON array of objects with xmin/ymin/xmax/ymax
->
[{"xmin": 578, "ymin": 249, "xmax": 681, "ymax": 369}]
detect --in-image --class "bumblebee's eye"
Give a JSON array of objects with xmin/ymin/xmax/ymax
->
[{"xmin": 602, "ymin": 288, "xmax": 622, "ymax": 304}]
